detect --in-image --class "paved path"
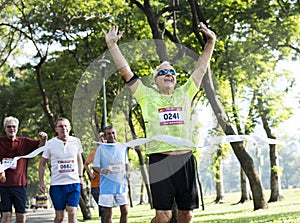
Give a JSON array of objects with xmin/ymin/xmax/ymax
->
[
  {"xmin": 25, "ymin": 209, "xmax": 66, "ymax": 223},
  {"xmin": 5, "ymin": 209, "xmax": 68, "ymax": 223},
  {"xmin": 26, "ymin": 208, "xmax": 68, "ymax": 223}
]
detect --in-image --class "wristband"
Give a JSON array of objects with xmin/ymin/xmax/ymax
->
[{"xmin": 124, "ymin": 74, "xmax": 139, "ymax": 86}]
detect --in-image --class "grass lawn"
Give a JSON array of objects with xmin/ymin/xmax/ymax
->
[{"xmin": 78, "ymin": 188, "xmax": 300, "ymax": 222}]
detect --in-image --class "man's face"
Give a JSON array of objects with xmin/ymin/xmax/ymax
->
[
  {"xmin": 55, "ymin": 120, "xmax": 71, "ymax": 138},
  {"xmin": 104, "ymin": 128, "xmax": 117, "ymax": 143},
  {"xmin": 154, "ymin": 64, "xmax": 177, "ymax": 92},
  {"xmin": 4, "ymin": 120, "xmax": 18, "ymax": 139}
]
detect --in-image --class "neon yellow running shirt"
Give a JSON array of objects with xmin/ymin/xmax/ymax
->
[{"xmin": 134, "ymin": 77, "xmax": 198, "ymax": 154}]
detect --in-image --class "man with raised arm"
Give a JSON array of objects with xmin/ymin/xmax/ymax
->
[
  {"xmin": 0, "ymin": 116, "xmax": 47, "ymax": 223},
  {"xmin": 103, "ymin": 23, "xmax": 215, "ymax": 223}
]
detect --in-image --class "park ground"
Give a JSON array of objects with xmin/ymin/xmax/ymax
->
[
  {"xmin": 10, "ymin": 188, "xmax": 299, "ymax": 223},
  {"xmin": 77, "ymin": 188, "xmax": 300, "ymax": 223}
]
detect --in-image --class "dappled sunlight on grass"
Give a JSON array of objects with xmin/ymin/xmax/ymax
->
[
  {"xmin": 193, "ymin": 188, "xmax": 300, "ymax": 222},
  {"xmin": 78, "ymin": 188, "xmax": 300, "ymax": 223}
]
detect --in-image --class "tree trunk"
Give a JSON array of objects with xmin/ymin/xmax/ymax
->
[
  {"xmin": 135, "ymin": 147, "xmax": 153, "ymax": 208},
  {"xmin": 239, "ymin": 168, "xmax": 251, "ymax": 203},
  {"xmin": 258, "ymin": 97, "xmax": 283, "ymax": 202},
  {"xmin": 36, "ymin": 62, "xmax": 55, "ymax": 130},
  {"xmin": 131, "ymin": 0, "xmax": 169, "ymax": 61},
  {"xmin": 183, "ymin": 0, "xmax": 268, "ymax": 209},
  {"xmin": 215, "ymin": 148, "xmax": 224, "ymax": 203},
  {"xmin": 202, "ymin": 69, "xmax": 268, "ymax": 210},
  {"xmin": 128, "ymin": 104, "xmax": 152, "ymax": 208},
  {"xmin": 139, "ymin": 183, "xmax": 145, "ymax": 205},
  {"xmin": 79, "ymin": 188, "xmax": 92, "ymax": 220},
  {"xmin": 127, "ymin": 176, "xmax": 133, "ymax": 207},
  {"xmin": 269, "ymin": 144, "xmax": 283, "ymax": 202}
]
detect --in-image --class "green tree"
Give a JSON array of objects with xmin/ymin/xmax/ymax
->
[{"xmin": 1, "ymin": 0, "xmax": 299, "ymax": 215}]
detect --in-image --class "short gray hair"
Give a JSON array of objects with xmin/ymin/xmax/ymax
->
[
  {"xmin": 55, "ymin": 118, "xmax": 70, "ymax": 127},
  {"xmin": 3, "ymin": 116, "xmax": 19, "ymax": 128},
  {"xmin": 153, "ymin": 61, "xmax": 173, "ymax": 79},
  {"xmin": 103, "ymin": 125, "xmax": 115, "ymax": 136}
]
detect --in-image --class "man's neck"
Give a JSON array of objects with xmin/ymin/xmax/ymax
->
[
  {"xmin": 7, "ymin": 135, "xmax": 16, "ymax": 141},
  {"xmin": 57, "ymin": 135, "xmax": 68, "ymax": 142},
  {"xmin": 159, "ymin": 87, "xmax": 174, "ymax": 95}
]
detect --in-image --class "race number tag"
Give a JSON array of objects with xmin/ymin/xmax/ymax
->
[
  {"xmin": 108, "ymin": 162, "xmax": 123, "ymax": 174},
  {"xmin": 158, "ymin": 107, "xmax": 184, "ymax": 126},
  {"xmin": 58, "ymin": 160, "xmax": 75, "ymax": 173},
  {"xmin": 2, "ymin": 158, "xmax": 17, "ymax": 169}
]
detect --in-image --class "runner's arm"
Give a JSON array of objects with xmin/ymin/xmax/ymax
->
[
  {"xmin": 103, "ymin": 26, "xmax": 139, "ymax": 93},
  {"xmin": 191, "ymin": 22, "xmax": 216, "ymax": 88},
  {"xmin": 38, "ymin": 157, "xmax": 48, "ymax": 193},
  {"xmin": 77, "ymin": 153, "xmax": 84, "ymax": 178}
]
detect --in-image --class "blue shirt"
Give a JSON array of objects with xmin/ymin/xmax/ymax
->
[{"xmin": 93, "ymin": 142, "xmax": 128, "ymax": 194}]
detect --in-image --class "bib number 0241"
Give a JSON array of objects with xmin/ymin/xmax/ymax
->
[{"xmin": 158, "ymin": 107, "xmax": 184, "ymax": 126}]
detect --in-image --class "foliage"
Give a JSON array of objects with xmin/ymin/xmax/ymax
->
[{"xmin": 0, "ymin": 0, "xmax": 299, "ymax": 207}]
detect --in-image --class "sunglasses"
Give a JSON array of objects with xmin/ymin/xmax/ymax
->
[
  {"xmin": 6, "ymin": 125, "xmax": 17, "ymax": 128},
  {"xmin": 157, "ymin": 69, "xmax": 176, "ymax": 77}
]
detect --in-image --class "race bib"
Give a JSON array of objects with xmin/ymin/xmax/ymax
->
[
  {"xmin": 2, "ymin": 158, "xmax": 17, "ymax": 169},
  {"xmin": 58, "ymin": 160, "xmax": 75, "ymax": 173},
  {"xmin": 108, "ymin": 162, "xmax": 124, "ymax": 174},
  {"xmin": 158, "ymin": 107, "xmax": 184, "ymax": 126}
]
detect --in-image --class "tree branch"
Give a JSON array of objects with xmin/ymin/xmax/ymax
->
[{"xmin": 277, "ymin": 43, "xmax": 300, "ymax": 54}]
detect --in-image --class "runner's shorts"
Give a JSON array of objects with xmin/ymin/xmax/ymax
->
[
  {"xmin": 50, "ymin": 183, "xmax": 81, "ymax": 210},
  {"xmin": 98, "ymin": 192, "xmax": 128, "ymax": 207},
  {"xmin": 0, "ymin": 186, "xmax": 27, "ymax": 213},
  {"xmin": 149, "ymin": 151, "xmax": 199, "ymax": 210},
  {"xmin": 91, "ymin": 187, "xmax": 100, "ymax": 204}
]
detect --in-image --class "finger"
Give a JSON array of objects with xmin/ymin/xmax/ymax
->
[
  {"xmin": 199, "ymin": 22, "xmax": 206, "ymax": 29},
  {"xmin": 39, "ymin": 132, "xmax": 47, "ymax": 137},
  {"xmin": 110, "ymin": 25, "xmax": 116, "ymax": 34},
  {"xmin": 115, "ymin": 25, "xmax": 119, "ymax": 34},
  {"xmin": 102, "ymin": 28, "xmax": 107, "ymax": 35},
  {"xmin": 118, "ymin": 30, "xmax": 124, "ymax": 39}
]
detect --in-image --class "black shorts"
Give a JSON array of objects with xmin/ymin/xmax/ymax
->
[
  {"xmin": 0, "ymin": 186, "xmax": 27, "ymax": 213},
  {"xmin": 91, "ymin": 187, "xmax": 100, "ymax": 203},
  {"xmin": 149, "ymin": 151, "xmax": 199, "ymax": 210}
]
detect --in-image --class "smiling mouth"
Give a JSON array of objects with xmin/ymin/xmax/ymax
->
[
  {"xmin": 164, "ymin": 76, "xmax": 173, "ymax": 81},
  {"xmin": 164, "ymin": 79, "xmax": 173, "ymax": 83}
]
